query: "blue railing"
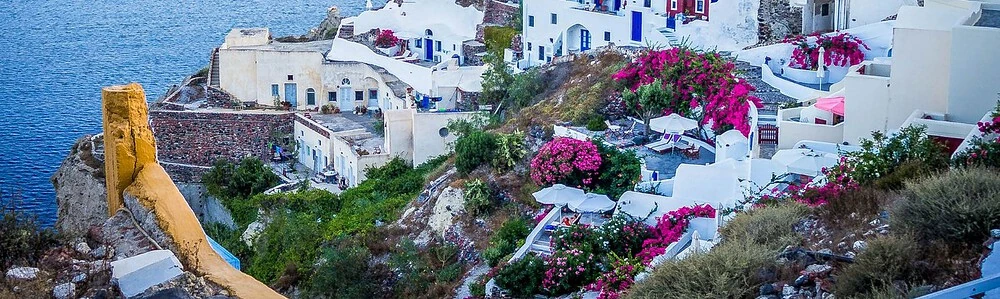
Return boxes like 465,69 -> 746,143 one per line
917,273 -> 1000,298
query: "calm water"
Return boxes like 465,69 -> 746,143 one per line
0,0 -> 364,227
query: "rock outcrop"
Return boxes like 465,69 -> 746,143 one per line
51,135 -> 108,239
306,6 -> 343,40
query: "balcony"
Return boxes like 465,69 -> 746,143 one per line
777,106 -> 845,149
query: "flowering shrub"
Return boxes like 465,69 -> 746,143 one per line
494,255 -> 546,298
586,254 -> 645,299
612,47 -> 762,135
551,224 -> 602,253
636,204 -> 717,262
955,105 -> 1000,168
530,138 -> 603,187
839,125 -> 949,189
596,214 -> 650,257
541,248 -> 602,295
784,32 -> 869,70
757,158 -> 859,207
374,29 -> 400,48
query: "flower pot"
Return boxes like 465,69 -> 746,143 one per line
826,64 -> 850,84
376,45 -> 399,55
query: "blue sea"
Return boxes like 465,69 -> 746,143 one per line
0,0 -> 365,227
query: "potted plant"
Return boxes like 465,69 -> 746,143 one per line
374,29 -> 401,55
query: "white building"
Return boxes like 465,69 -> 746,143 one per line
217,28 -> 409,111
775,0 -> 1000,153
350,0 -> 484,64
789,0 -> 917,33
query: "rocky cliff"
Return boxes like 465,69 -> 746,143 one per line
51,135 -> 108,239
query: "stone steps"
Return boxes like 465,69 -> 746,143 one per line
209,49 -> 220,88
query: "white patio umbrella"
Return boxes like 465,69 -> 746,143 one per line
532,184 -> 585,206
771,149 -> 839,177
649,113 -> 698,133
569,193 -> 616,213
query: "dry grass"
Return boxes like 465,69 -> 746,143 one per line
627,241 -> 777,299
720,203 -> 809,249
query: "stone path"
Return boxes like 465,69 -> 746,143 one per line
733,60 -> 797,115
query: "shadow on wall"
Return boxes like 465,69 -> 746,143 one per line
101,83 -> 284,299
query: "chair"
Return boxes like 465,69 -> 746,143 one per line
392,50 -> 411,60
605,120 -> 622,131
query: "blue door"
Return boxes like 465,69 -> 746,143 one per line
631,11 -> 642,42
424,38 -> 433,60
284,83 -> 297,107
613,0 -> 621,11
580,29 -> 591,51
667,16 -> 676,29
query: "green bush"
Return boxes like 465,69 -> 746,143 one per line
507,69 -> 544,109
592,140 -> 643,199
203,157 -> 280,199
719,203 -> 809,249
844,125 -> 949,189
626,241 -> 776,299
455,130 -> 498,174
306,241 -> 388,298
586,117 -> 609,131
464,179 -> 495,216
494,254 -> 546,298
834,235 -> 920,298
390,239 -> 464,298
493,131 -> 527,172
484,217 -> 531,267
873,160 -> 933,191
0,202 -> 59,269
247,212 -> 324,285
483,26 -> 518,53
893,168 -> 1000,247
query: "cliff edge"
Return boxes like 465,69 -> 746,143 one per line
51,135 -> 108,239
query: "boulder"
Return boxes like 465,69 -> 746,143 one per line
75,242 -> 92,255
52,282 -> 76,299
5,267 -> 40,281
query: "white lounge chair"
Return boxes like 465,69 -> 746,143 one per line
645,133 -> 682,153
393,50 -> 411,59
606,120 -> 622,131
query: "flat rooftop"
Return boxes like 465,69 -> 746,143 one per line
227,39 -> 334,53
977,9 -> 1000,28
302,113 -> 386,153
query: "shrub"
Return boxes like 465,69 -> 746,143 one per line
954,105 -> 1000,168
834,235 -> 919,298
626,240 -> 776,299
783,33 -> 869,70
483,26 -> 518,53
306,241 -> 387,298
374,29 -> 400,48
464,179 -> 494,216
587,117 -> 609,131
507,69 -> 544,109
541,248 -> 603,295
203,157 -> 280,199
552,224 -> 604,254
592,140 -> 642,199
587,254 -> 646,299
495,254 -> 546,298
638,204 -> 716,262
0,201 -> 59,269
893,168 -> 1000,247
247,212 -> 324,285
455,130 -> 498,174
597,214 -> 651,257
530,137 -> 602,187
842,125 -> 949,189
492,131 -> 526,172
719,203 -> 808,250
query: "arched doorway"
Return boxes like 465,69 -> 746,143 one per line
423,29 -> 434,61
306,88 -> 316,105
338,78 -> 355,111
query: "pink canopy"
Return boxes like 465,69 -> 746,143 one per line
814,96 -> 845,116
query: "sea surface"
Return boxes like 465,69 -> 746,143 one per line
0,0 -> 365,227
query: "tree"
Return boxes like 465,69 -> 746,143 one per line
621,79 -> 675,137
480,51 -> 513,106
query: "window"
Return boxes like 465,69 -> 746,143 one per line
528,15 -> 535,27
271,84 -> 279,97
435,41 -> 441,51
643,0 -> 651,8
821,3 -> 829,16
670,0 -> 677,10
453,44 -> 456,51
695,0 -> 705,13
318,140 -> 322,146
306,88 -> 316,105
551,13 -> 557,24
604,31 -> 611,41
355,91 -> 364,101
425,29 -> 433,36
287,74 -> 293,80
328,91 -> 336,103
341,78 -> 350,85
416,38 -> 422,48
527,42 -> 532,49
538,46 -> 545,61
439,127 -> 449,137
369,89 -> 378,100
580,29 -> 591,51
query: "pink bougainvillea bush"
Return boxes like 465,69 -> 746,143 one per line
784,32 -> 870,70
753,157 -> 859,207
586,254 -> 645,299
530,137 -> 602,187
636,204 -> 717,262
612,47 -> 762,136
954,104 -> 1000,167
540,248 -> 602,295
374,29 -> 400,48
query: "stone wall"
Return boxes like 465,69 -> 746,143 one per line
482,0 -> 518,26
149,110 -> 294,181
757,0 -> 803,46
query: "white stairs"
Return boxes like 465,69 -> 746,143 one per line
656,27 -> 681,47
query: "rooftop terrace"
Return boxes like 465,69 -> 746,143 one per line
976,9 -> 1000,28
302,113 -> 386,154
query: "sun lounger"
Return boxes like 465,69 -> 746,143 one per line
645,134 -> 682,153
393,50 -> 411,60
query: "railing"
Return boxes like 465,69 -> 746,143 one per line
917,272 -> 1000,299
509,207 -> 562,263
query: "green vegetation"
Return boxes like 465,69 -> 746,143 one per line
586,117 -> 609,131
463,179 -> 495,216
718,203 -> 809,249
482,217 -> 531,267
306,240 -> 388,298
834,235 -> 920,298
483,26 -> 518,54
0,200 -> 59,269
622,79 -> 675,137
492,130 -> 527,171
592,140 -> 642,199
842,125 -> 949,190
494,254 -> 546,298
893,167 -> 1000,247
203,158 -> 281,199
455,130 -> 498,174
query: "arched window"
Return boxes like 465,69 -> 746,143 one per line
425,29 -> 433,36
306,88 -> 316,105
341,78 -> 351,85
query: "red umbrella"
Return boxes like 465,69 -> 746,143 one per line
814,96 -> 845,116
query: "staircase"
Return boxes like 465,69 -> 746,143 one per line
656,27 -> 681,47
730,59 -> 796,114
208,48 -> 220,88
528,236 -> 553,256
